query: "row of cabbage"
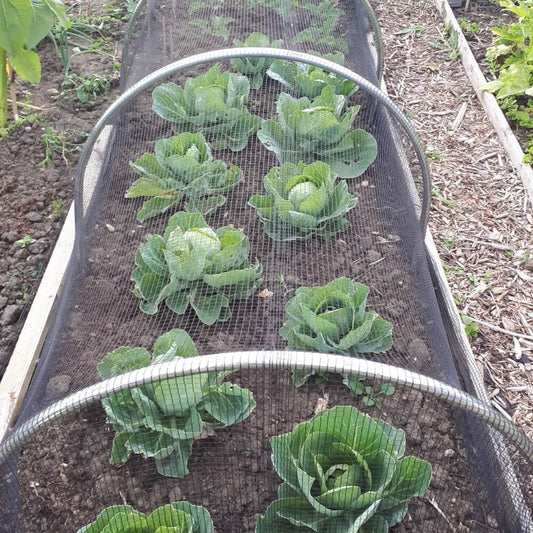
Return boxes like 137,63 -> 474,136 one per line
78,22 -> 433,533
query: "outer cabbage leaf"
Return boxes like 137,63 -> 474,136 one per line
132,212 -> 262,324
152,64 -> 262,151
257,406 -> 432,532
231,32 -> 284,89
126,132 -> 243,221
97,329 -> 256,477
267,52 -> 357,99
280,277 -> 393,386
249,160 -> 357,241
78,501 -> 214,532
257,87 -> 377,178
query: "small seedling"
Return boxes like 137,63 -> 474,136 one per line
442,261 -> 465,276
40,126 -> 85,167
189,16 -> 234,42
431,186 -> 456,207
460,18 -> 481,35
346,377 -> 395,409
276,274 -> 290,294
460,311 -> 479,338
51,199 -> 65,219
18,286 -> 30,304
16,235 -> 36,248
394,25 -> 426,38
468,273 -> 480,287
425,146 -> 445,163
430,26 -> 460,60
454,294 -> 466,305
63,73 -> 111,104
443,236 -> 456,250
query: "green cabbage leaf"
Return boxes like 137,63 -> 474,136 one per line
97,329 -> 256,478
256,406 -> 432,532
267,52 -> 357,99
280,277 -> 392,386
132,212 -> 262,324
126,132 -> 243,221
79,501 -> 213,532
249,161 -> 357,241
231,32 -> 283,89
257,87 -> 377,178
152,64 -> 262,151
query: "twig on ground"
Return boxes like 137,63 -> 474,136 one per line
426,496 -> 458,532
472,317 -> 533,341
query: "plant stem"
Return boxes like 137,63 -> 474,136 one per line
0,48 -> 7,127
8,59 -> 18,121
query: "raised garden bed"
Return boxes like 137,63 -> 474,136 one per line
1,0 -> 533,532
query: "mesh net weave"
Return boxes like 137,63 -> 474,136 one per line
1,1 -> 532,532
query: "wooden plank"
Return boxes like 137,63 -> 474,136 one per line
0,125 -> 114,442
0,204 -> 75,441
434,0 -> 533,204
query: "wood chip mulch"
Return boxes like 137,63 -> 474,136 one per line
371,0 -> 533,440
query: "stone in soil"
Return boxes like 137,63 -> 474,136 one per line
0,304 -> 22,326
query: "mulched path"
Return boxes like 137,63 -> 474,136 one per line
372,0 -> 533,439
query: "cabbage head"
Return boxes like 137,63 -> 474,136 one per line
280,277 -> 392,386
256,406 -> 432,533
132,212 -> 262,324
257,86 -> 377,178
127,132 -> 243,221
98,329 -> 256,477
231,32 -> 283,89
78,501 -> 213,532
152,64 -> 262,151
267,52 -> 357,99
249,161 -> 357,241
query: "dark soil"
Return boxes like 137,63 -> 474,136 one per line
17,376 -> 485,532
0,0 -> 127,376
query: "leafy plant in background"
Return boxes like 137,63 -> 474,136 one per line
79,501 -> 213,532
189,16 -> 235,43
127,132 -> 243,221
0,0 -> 70,127
342,376 -> 395,409
152,64 -> 262,151
249,161 -> 357,241
62,73 -> 111,104
47,3 -> 104,74
267,52 -> 357,99
294,0 -> 347,52
257,87 -> 377,178
280,277 -> 392,386
245,0 -> 293,21
231,32 -> 283,90
484,0 -> 533,162
98,329 -> 256,477
256,406 -> 432,532
132,212 -> 262,324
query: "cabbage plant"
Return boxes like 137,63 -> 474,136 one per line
267,52 -> 357,99
248,161 -> 357,241
231,32 -> 283,90
257,87 -> 377,178
127,132 -> 243,221
280,277 -> 392,386
98,329 -> 256,478
256,406 -> 432,532
79,501 -> 213,532
152,64 -> 262,151
132,212 -> 262,324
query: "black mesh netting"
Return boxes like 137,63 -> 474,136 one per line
0,0 -> 532,532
